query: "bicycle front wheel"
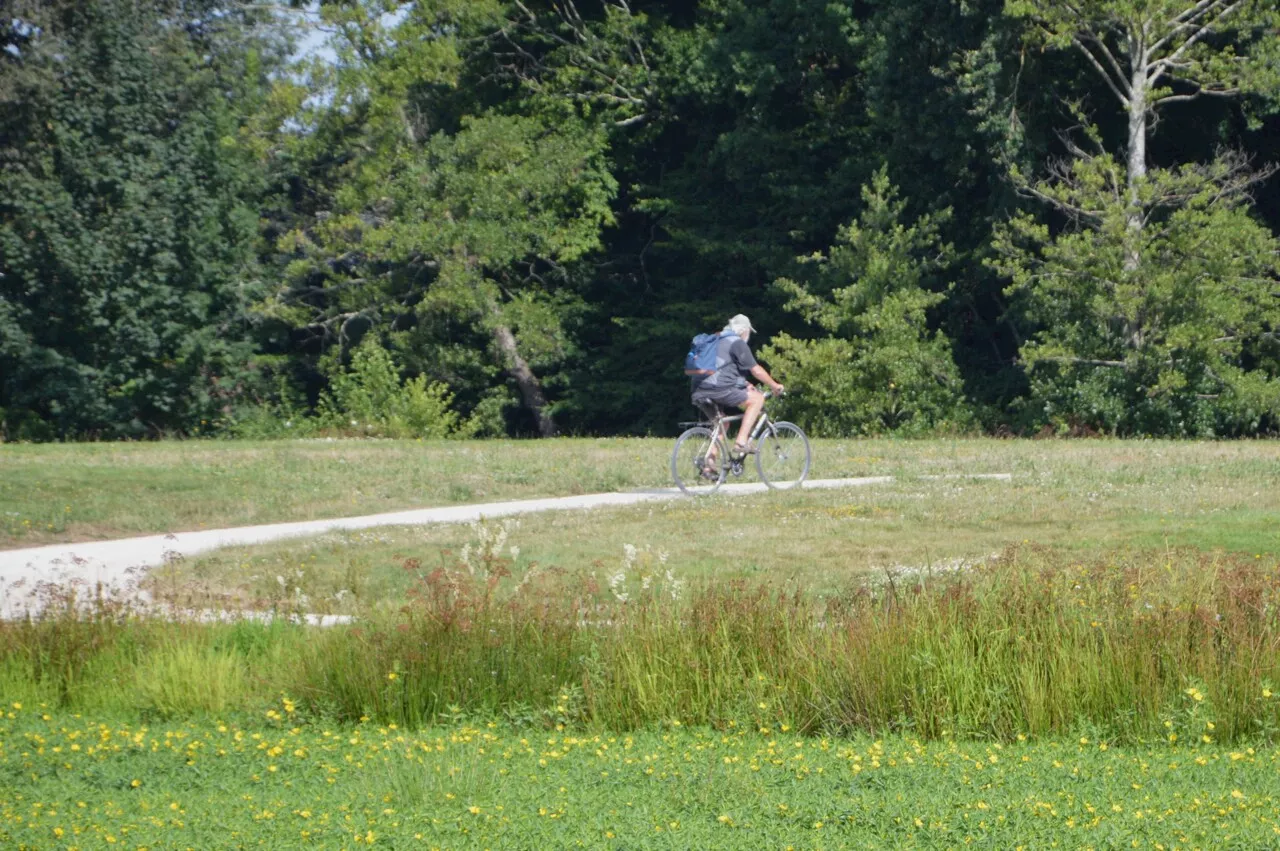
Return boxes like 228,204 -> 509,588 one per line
671,426 -> 727,495
755,421 -> 811,489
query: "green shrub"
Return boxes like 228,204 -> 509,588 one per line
222,371 -> 320,439
318,337 -> 471,439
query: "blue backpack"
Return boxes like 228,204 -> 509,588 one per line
684,330 -> 733,376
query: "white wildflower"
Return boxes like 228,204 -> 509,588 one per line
665,569 -> 685,601
608,570 -> 629,603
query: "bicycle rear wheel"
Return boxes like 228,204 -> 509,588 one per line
671,426 -> 728,495
755,421 -> 811,489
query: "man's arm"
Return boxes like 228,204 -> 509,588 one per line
750,364 -> 784,394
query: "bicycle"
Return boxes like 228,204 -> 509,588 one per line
670,391 -> 811,495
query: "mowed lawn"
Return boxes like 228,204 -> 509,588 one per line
4,710 -> 1280,849
0,438 -> 672,549
4,437 -> 1279,555
136,439 -> 1280,607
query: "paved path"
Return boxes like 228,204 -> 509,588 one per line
0,474 -> 1010,617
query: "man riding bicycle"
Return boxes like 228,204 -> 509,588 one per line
689,314 -> 784,468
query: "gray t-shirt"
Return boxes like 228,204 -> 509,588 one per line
691,330 -> 757,393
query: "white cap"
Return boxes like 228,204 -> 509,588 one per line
728,314 -> 756,334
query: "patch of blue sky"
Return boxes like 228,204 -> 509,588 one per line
280,2 -> 416,131
5,15 -> 41,58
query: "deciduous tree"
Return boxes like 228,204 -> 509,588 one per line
267,0 -> 617,436
0,0 -> 280,438
994,0 -> 1280,434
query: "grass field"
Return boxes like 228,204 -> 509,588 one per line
5,437 -> 1280,556
135,439 -> 1280,608
6,437 -> 1280,848
0,439 -> 671,549
4,710 -> 1279,849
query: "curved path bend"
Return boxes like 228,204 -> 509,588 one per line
0,474 -> 1010,618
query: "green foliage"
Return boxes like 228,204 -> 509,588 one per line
318,338 -> 471,439
994,152 -> 1280,436
0,0 -> 279,439
2,0 -> 1280,439
763,172 -> 970,436
1005,0 -> 1280,117
989,0 -> 1280,435
221,370 -> 320,440
263,1 -> 618,435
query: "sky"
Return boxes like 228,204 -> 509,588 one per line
288,1 -> 415,64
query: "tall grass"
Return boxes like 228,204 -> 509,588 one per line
3,546 -> 1279,742
593,549 -> 1280,742
136,640 -> 251,717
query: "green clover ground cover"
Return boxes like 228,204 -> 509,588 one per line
4,707 -> 1279,849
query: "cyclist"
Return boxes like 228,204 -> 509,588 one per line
690,314 -> 784,470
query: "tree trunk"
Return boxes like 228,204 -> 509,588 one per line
1125,42 -> 1148,274
492,323 -> 558,437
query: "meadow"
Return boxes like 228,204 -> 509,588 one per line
4,437 -> 1280,847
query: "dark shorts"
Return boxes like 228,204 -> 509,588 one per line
692,384 -> 749,411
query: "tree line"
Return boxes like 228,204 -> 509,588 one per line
2,0 -> 1278,441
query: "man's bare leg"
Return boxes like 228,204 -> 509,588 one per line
734,386 -> 766,456
703,420 -> 724,474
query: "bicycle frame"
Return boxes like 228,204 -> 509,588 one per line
702,409 -> 774,448
693,392 -> 786,459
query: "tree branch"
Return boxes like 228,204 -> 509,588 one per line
1148,0 -> 1227,55
1038,356 -> 1128,368
1072,36 -> 1130,106
1214,333 -> 1280,343
1015,181 -> 1105,220
1083,33 -> 1130,96
1154,84 -> 1240,105
1170,0 -> 1228,27
1161,0 -> 1244,68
